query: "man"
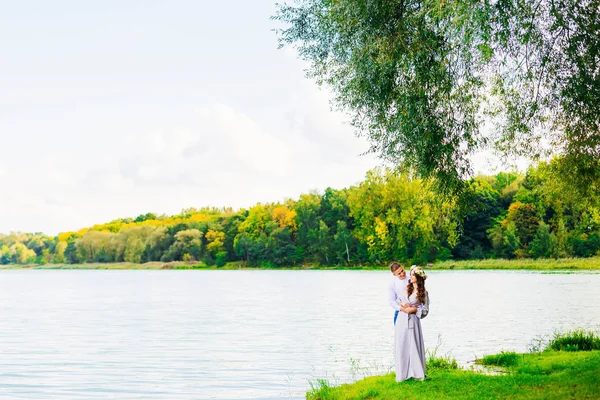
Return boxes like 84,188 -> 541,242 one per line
388,262 -> 410,325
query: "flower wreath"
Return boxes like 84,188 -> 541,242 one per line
412,266 -> 427,280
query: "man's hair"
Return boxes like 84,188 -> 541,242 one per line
389,262 -> 403,272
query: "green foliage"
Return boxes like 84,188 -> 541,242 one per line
215,251 -> 227,268
452,178 -> 503,259
529,222 -> 557,259
274,0 -> 600,194
134,212 -> 157,223
572,233 -> 600,258
489,220 -> 521,259
307,349 -> 600,399
346,169 -> 457,264
506,202 -> 540,248
479,351 -> 519,367
548,330 -> 600,352
3,159 -> 600,267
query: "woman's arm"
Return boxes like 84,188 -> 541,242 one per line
400,304 -> 418,314
416,292 -> 430,319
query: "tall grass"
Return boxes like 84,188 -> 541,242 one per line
548,330 -> 600,351
426,338 -> 458,370
479,351 -> 519,367
307,378 -> 334,398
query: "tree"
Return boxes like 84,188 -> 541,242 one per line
142,227 -> 171,262
52,241 -> 67,264
64,241 -> 81,264
452,178 -> 502,259
109,226 -> 155,262
234,232 -> 252,263
333,220 -> 353,265
489,219 -> 521,259
317,219 -> 330,264
272,206 -> 297,230
294,193 -> 322,262
346,168 -> 457,263
221,211 -> 247,262
269,227 -> 296,267
529,222 -> 558,259
124,237 -> 145,263
274,0 -> 600,193
9,243 -> 36,264
0,245 -> 10,264
506,202 -> 540,249
205,229 -> 226,259
166,229 -> 203,261
134,212 -> 157,223
75,231 -> 114,263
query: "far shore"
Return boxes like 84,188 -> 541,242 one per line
2,256 -> 600,270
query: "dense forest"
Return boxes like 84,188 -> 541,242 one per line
2,158 -> 599,267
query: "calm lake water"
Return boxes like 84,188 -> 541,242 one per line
0,270 -> 599,399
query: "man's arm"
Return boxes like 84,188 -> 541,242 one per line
388,280 -> 400,311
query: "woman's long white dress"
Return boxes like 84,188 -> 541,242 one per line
394,290 -> 429,381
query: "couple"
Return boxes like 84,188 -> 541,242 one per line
387,262 -> 429,382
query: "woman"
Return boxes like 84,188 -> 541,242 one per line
394,266 -> 429,382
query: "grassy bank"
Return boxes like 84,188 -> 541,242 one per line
308,351 -> 600,399
2,256 -> 600,270
0,261 -> 378,270
0,261 -> 230,270
433,256 -> 600,270
308,331 -> 600,399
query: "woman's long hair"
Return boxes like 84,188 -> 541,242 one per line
406,273 -> 427,304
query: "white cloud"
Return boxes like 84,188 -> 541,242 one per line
0,84 -> 379,235
1,77 -> 530,236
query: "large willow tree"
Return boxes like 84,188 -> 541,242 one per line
273,0 -> 600,194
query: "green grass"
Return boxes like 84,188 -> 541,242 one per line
479,351 -> 520,367
425,339 -> 459,370
307,350 -> 600,399
433,256 -> 600,270
426,354 -> 459,370
548,330 -> 600,351
308,331 -> 600,399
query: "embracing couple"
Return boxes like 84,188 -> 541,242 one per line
387,262 -> 430,382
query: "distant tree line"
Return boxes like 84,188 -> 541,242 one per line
2,158 -> 600,267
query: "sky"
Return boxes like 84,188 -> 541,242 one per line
0,1 -> 520,235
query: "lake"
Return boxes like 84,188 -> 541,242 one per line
0,270 -> 598,399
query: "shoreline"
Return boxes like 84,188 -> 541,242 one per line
2,256 -> 600,270
306,349 -> 600,399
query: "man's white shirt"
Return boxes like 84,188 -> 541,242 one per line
388,276 -> 410,311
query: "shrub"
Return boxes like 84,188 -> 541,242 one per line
215,251 -> 227,268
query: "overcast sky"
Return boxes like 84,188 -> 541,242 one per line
0,1 -> 518,235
